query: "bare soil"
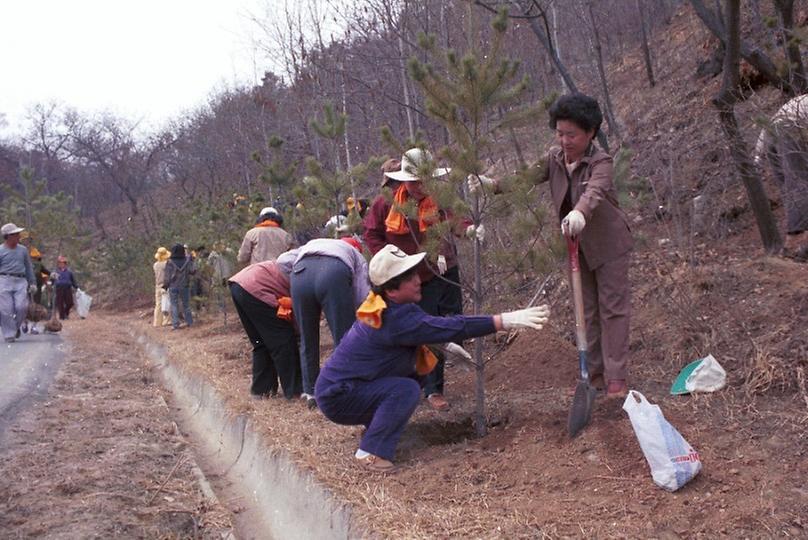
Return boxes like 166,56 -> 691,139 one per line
0,318 -> 233,538
130,243 -> 807,539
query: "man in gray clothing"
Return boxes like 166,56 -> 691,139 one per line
0,223 -> 36,342
280,237 -> 369,409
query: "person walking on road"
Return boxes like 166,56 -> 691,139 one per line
284,237 -> 370,409
0,223 -> 36,342
52,255 -> 79,320
152,246 -> 171,327
238,207 -> 295,265
229,258 -> 302,399
314,244 -> 550,471
163,244 -> 196,329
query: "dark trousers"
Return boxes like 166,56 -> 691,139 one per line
169,287 -> 194,328
417,266 -> 463,397
290,255 -> 357,395
230,283 -> 302,398
315,376 -> 421,461
55,285 -> 74,320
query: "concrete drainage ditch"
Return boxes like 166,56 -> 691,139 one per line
133,332 -> 359,539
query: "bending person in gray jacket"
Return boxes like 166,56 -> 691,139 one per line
280,237 -> 369,409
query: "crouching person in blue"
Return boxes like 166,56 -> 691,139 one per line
314,244 -> 550,472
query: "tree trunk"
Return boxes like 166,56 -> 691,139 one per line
340,63 -> 356,201
689,0 -> 793,94
550,2 -> 568,92
472,194 -> 486,437
398,33 -> 416,141
587,2 -> 621,141
515,1 -> 578,94
713,0 -> 782,254
636,0 -> 656,87
774,0 -> 808,93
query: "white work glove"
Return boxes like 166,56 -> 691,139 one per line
443,342 -> 472,360
501,305 -> 550,330
437,255 -> 447,275
466,174 -> 497,193
28,284 -> 37,295
465,223 -> 486,243
561,209 -> 586,237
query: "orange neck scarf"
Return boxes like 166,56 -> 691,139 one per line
256,220 -> 279,228
384,184 -> 439,234
356,291 -> 437,375
277,296 -> 293,321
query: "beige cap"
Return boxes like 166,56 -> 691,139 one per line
369,244 -> 426,286
1,223 -> 24,235
383,148 -> 450,183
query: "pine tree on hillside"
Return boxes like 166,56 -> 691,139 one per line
292,104 -> 380,240
406,6 -> 555,436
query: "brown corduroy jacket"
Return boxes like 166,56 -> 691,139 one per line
539,144 -> 633,269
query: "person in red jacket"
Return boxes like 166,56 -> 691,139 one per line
363,150 -> 465,411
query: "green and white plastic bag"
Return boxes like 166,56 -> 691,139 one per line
622,390 -> 702,491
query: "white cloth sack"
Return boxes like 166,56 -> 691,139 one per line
622,390 -> 702,491
160,290 -> 170,312
75,288 -> 92,319
686,354 -> 726,393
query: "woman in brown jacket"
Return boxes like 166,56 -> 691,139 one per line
471,93 -> 632,398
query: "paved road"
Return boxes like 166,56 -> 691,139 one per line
0,331 -> 65,436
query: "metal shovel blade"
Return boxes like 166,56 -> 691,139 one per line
568,379 -> 598,438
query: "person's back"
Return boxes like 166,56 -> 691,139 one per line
153,259 -> 167,286
164,257 -> 194,289
238,208 -> 294,265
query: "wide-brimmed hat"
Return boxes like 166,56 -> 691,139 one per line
1,223 -> 24,236
154,246 -> 170,261
383,148 -> 450,183
29,247 -> 42,259
369,244 -> 426,286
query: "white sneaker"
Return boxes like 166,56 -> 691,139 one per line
300,393 -> 313,401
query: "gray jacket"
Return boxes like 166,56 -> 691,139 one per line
163,258 -> 196,289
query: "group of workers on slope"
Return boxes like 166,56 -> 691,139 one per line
0,223 -> 80,342
155,92 -> 634,471
315,93 -> 632,470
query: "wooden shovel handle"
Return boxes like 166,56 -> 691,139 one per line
566,236 -> 588,354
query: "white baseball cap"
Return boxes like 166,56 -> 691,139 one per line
383,148 -> 450,182
1,223 -> 24,235
259,206 -> 278,217
369,244 -> 426,286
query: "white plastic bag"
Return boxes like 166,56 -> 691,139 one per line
160,290 -> 170,312
622,390 -> 702,491
75,288 -> 92,319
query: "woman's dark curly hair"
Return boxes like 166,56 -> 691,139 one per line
548,93 -> 603,134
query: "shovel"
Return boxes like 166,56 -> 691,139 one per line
566,236 -> 598,438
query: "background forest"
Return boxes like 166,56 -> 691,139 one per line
0,0 -> 803,307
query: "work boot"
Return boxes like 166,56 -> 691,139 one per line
427,393 -> 450,411
355,453 -> 397,473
